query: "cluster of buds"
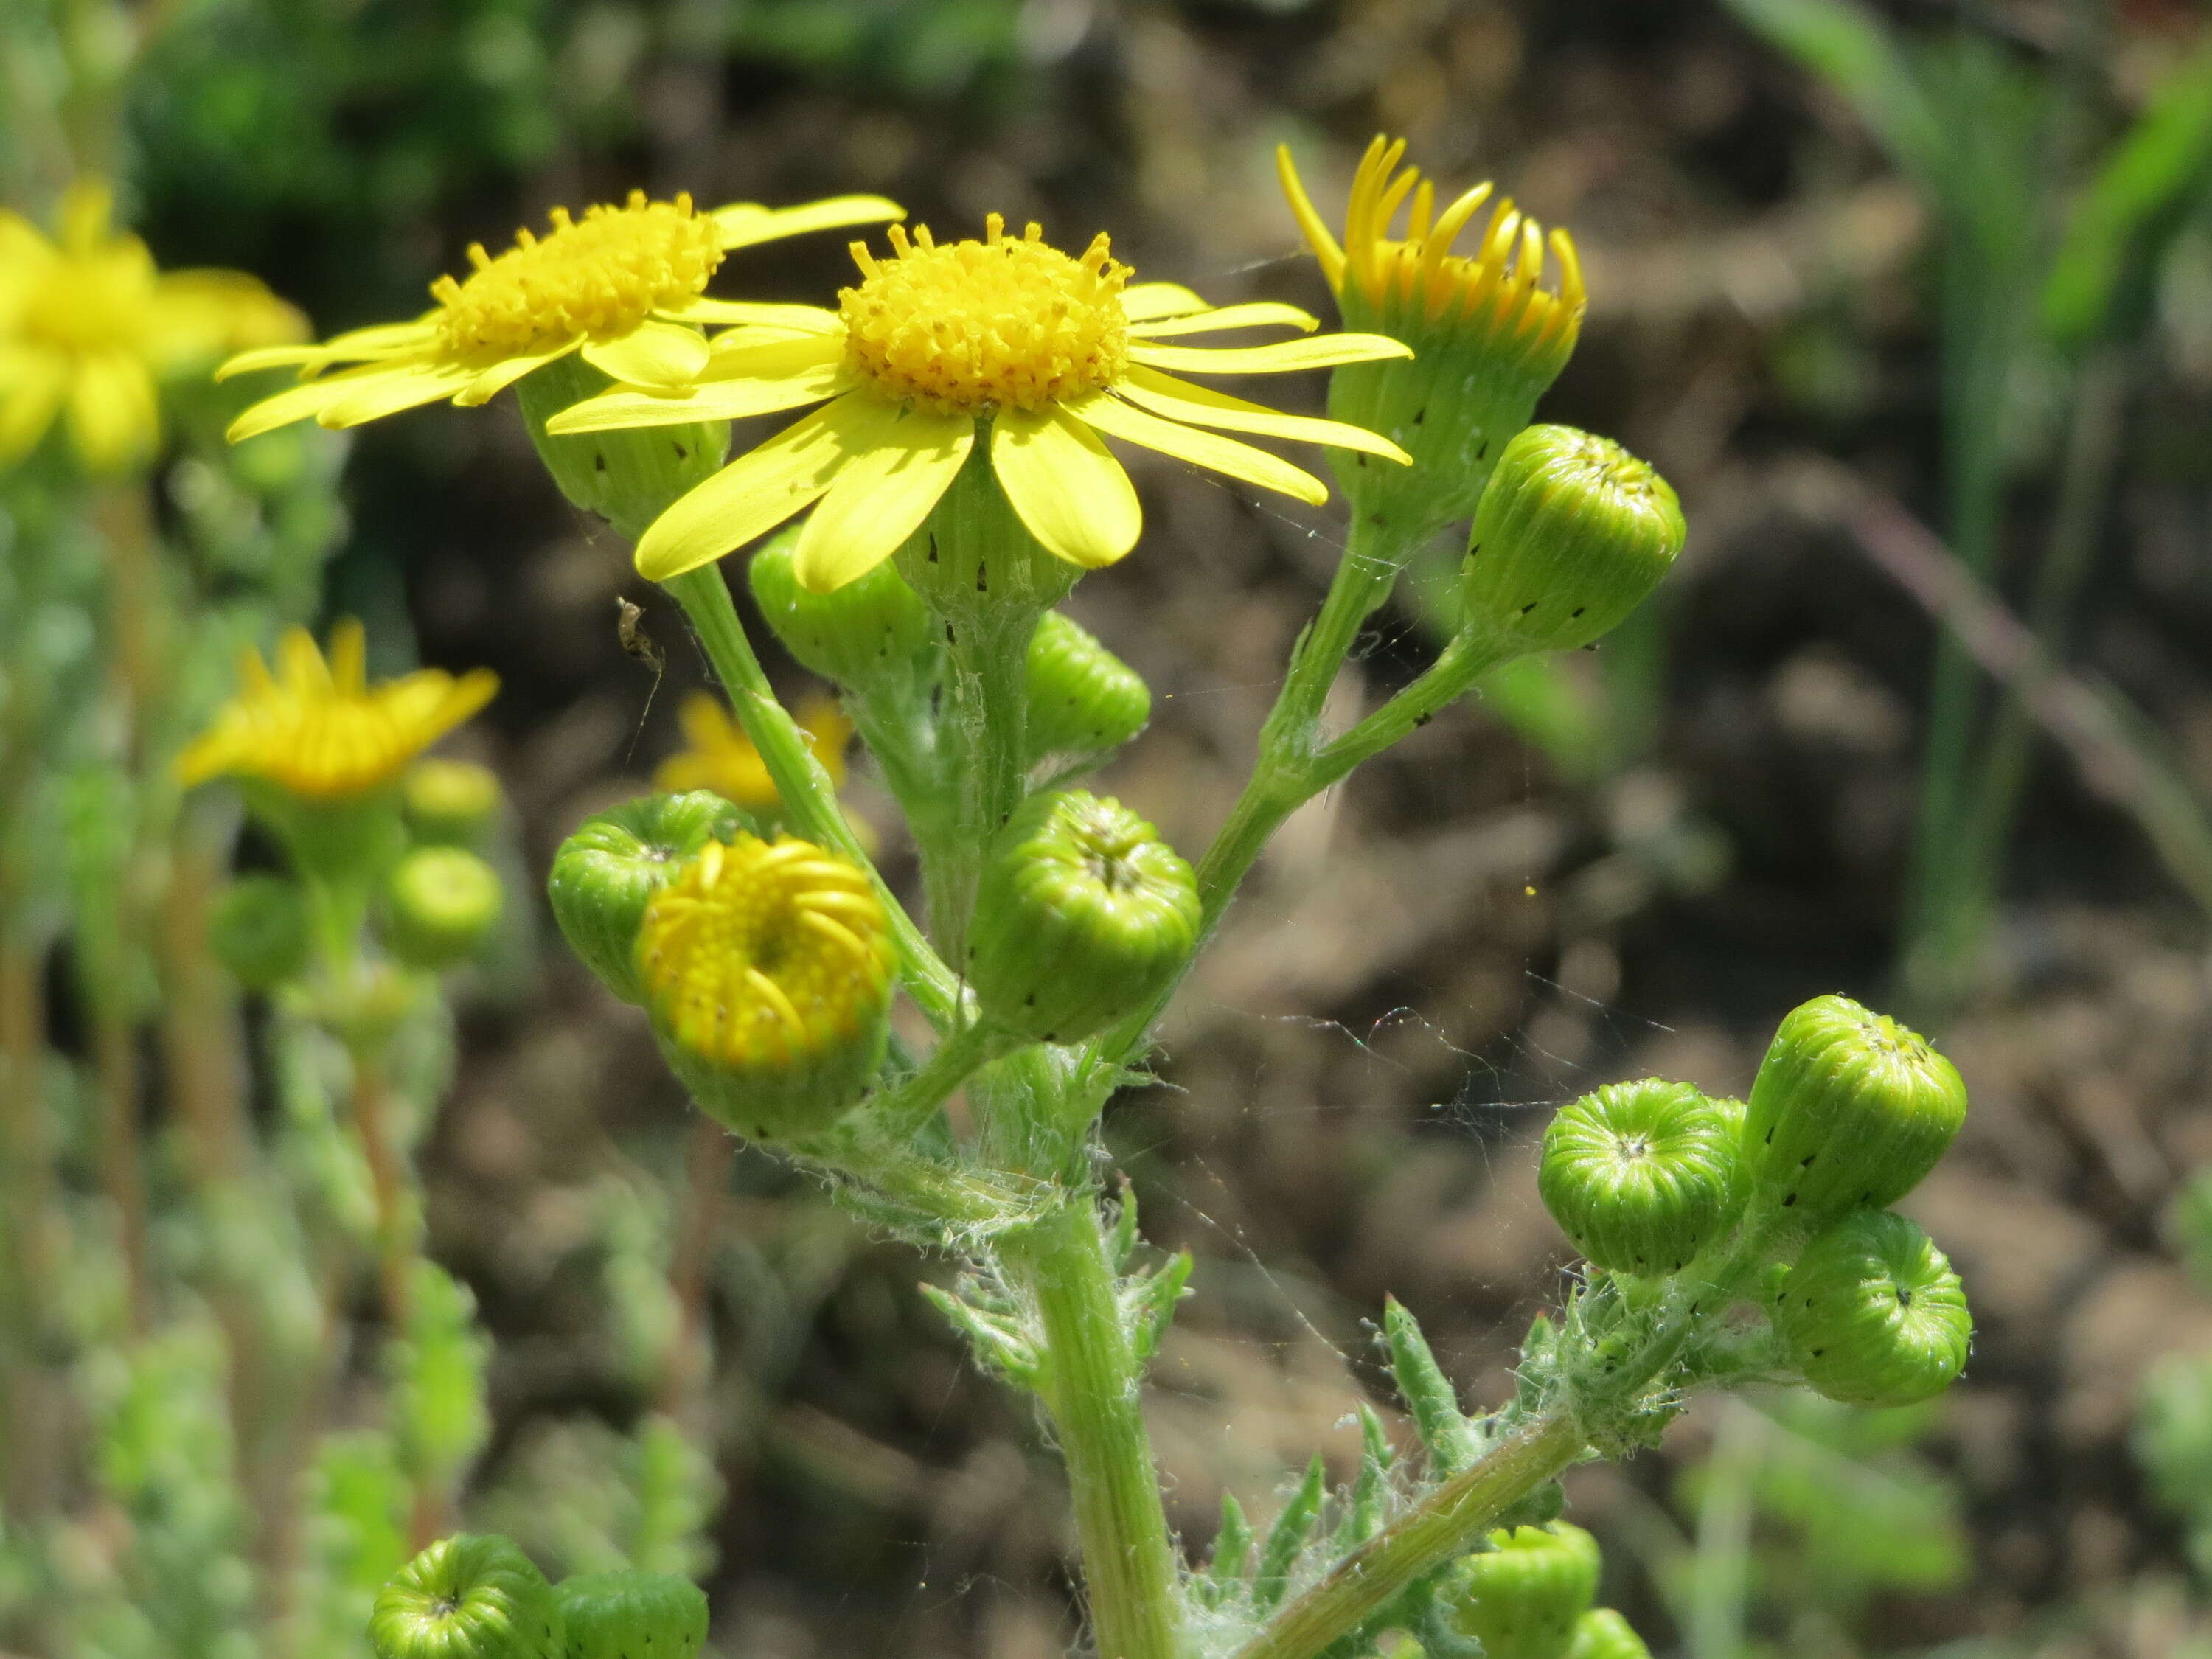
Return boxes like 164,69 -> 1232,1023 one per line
1538,994 -> 1973,1409
366,1533 -> 707,1659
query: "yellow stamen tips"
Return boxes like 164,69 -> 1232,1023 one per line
1277,135 -> 1585,360
654,689 -> 852,810
838,213 -> 1131,417
433,190 -> 726,357
177,619 -> 499,801
635,835 -> 892,1078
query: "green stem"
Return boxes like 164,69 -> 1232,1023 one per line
1005,1197 -> 1182,1659
661,565 -> 960,1026
934,604 -> 1036,956
862,1018 -> 1007,1146
1233,1412 -> 1585,1659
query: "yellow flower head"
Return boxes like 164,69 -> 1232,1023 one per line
655,689 -> 851,807
0,179 -> 304,472
546,212 -> 1418,591
636,833 -> 891,1082
218,190 -> 904,442
1278,136 -> 1584,375
178,619 -> 499,801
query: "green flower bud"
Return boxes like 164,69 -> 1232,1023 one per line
554,1571 -> 710,1659
1565,1610 -> 1653,1659
1539,1079 -> 1741,1276
636,834 -> 894,1141
386,847 -> 503,971
1742,995 -> 1967,1225
1025,611 -> 1150,764
548,792 -> 751,1006
1461,425 -> 1684,655
208,873 -> 310,990
403,759 -> 504,846
369,1534 -> 564,1659
1771,1210 -> 1972,1408
514,353 -> 728,543
966,791 -> 1200,1045
1431,1524 -> 1601,1659
749,529 -> 930,687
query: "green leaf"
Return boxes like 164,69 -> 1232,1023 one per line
1253,1455 -> 1329,1613
1384,1297 -> 1481,1475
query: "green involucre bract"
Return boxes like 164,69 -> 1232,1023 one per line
1564,1608 -> 1653,1659
1771,1209 -> 1972,1408
749,527 -> 930,688
554,1570 -> 711,1659
1431,1523 -> 1601,1659
367,1534 -> 563,1659
1024,611 -> 1150,762
1538,1079 -> 1740,1276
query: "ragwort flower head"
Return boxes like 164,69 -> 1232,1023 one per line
549,213 -> 1416,591
218,190 -> 902,442
178,619 -> 498,801
0,180 -> 304,472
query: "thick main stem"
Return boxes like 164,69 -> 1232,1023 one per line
1007,1197 -> 1182,1659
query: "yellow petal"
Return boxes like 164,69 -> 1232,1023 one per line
215,320 -> 439,380
706,330 -> 848,371
0,350 -> 66,463
313,362 -> 477,428
226,361 -> 455,441
454,337 -> 583,406
1121,282 -> 1211,321
990,406 -> 1140,570
66,349 -> 160,470
1067,391 -> 1328,506
1127,333 -> 1413,375
712,195 -> 905,251
791,408 -> 973,592
1276,144 -> 1347,293
547,361 -> 848,432
582,319 -> 711,389
328,619 -> 368,692
1127,302 -> 1319,338
1116,366 -> 1409,464
634,392 -> 897,583
663,298 -> 844,333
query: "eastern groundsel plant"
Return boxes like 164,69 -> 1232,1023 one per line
216,150 -> 1980,1659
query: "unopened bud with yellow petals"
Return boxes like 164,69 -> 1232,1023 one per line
636,834 -> 892,1141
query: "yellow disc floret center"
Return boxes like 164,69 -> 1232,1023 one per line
838,214 -> 1130,417
434,190 -> 724,358
636,836 -> 892,1073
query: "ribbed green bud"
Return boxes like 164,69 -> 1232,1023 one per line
403,759 -> 503,846
554,1571 -> 709,1659
547,793 -> 751,1005
1771,1210 -> 1972,1408
1461,425 -> 1684,655
1564,1609 -> 1652,1659
386,847 -> 503,970
1025,611 -> 1150,763
1432,1524 -> 1601,1659
1539,1079 -> 1741,1276
1742,995 -> 1967,1225
208,873 -> 310,990
749,529 -> 931,687
966,791 -> 1200,1045
515,354 -> 728,543
368,1534 -> 564,1659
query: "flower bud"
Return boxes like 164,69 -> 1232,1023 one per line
1742,995 -> 1967,1225
1461,425 -> 1683,655
369,1534 -> 564,1659
636,834 -> 893,1141
403,759 -> 504,846
1771,1210 -> 1972,1408
1430,1524 -> 1601,1659
749,529 -> 930,688
554,1571 -> 709,1659
1565,1610 -> 1652,1659
1025,611 -> 1150,765
208,873 -> 310,990
966,791 -> 1200,1045
386,847 -> 503,971
548,792 -> 751,1005
1538,1080 -> 1741,1277
514,353 -> 728,543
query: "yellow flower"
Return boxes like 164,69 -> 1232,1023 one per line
178,619 -> 498,801
655,689 -> 852,807
0,179 -> 305,471
218,190 -> 902,442
546,213 -> 1416,591
1277,134 -> 1584,375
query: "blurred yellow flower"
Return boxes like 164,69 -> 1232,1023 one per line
218,190 -> 901,442
179,619 -> 498,801
0,179 -> 304,472
656,689 -> 850,810
548,213 -> 1415,590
